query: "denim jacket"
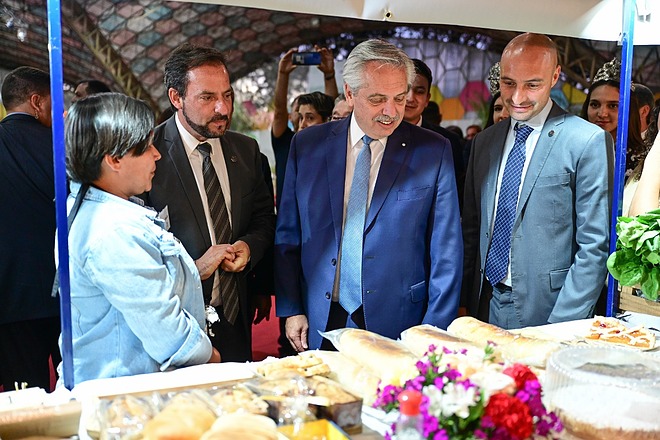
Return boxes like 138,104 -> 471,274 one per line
60,182 -> 212,386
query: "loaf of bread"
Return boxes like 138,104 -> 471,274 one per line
328,328 -> 418,386
400,324 -> 496,357
314,351 -> 381,405
447,316 -> 560,367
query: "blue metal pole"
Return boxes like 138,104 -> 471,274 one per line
46,0 -> 74,389
606,0 -> 635,317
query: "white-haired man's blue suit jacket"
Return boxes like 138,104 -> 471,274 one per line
275,117 -> 463,349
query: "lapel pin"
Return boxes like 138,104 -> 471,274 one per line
548,130 -> 555,137
402,142 -> 406,147
230,155 -> 238,163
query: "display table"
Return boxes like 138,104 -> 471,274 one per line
3,315 -> 659,440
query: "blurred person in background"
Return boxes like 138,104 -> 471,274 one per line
331,93 -> 352,121
71,78 -> 111,103
0,66 -> 60,391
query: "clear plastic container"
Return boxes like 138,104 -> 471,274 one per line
544,346 -> 660,439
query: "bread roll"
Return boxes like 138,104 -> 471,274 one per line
447,316 -> 560,367
141,394 -> 216,440
200,413 -> 278,440
332,328 -> 418,386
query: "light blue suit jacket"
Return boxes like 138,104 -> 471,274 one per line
462,103 -> 614,327
275,118 -> 463,349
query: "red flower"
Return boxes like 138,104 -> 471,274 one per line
503,363 -> 538,390
485,393 -> 534,439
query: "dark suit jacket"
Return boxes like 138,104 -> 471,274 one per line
143,117 -> 275,338
421,119 -> 466,211
275,118 -> 463,349
0,114 -> 60,324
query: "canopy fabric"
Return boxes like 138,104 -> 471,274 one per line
181,0 -> 659,45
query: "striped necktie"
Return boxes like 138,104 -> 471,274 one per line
197,142 -> 239,325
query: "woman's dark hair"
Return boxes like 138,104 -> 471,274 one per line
581,81 -> 646,174
66,93 -> 154,183
485,92 -> 501,129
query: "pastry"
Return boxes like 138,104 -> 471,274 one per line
585,316 -> 656,349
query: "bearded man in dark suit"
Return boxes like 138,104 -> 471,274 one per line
143,44 -> 275,362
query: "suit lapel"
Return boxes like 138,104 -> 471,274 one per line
365,124 -> 409,231
220,135 -> 241,241
164,119 -> 211,244
516,105 -> 566,225
326,121 -> 349,247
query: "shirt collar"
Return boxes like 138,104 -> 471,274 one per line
510,99 -> 554,132
349,113 -> 388,149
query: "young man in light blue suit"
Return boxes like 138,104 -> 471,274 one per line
275,39 -> 463,351
462,33 -> 614,329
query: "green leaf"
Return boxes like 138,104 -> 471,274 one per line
640,267 -> 660,301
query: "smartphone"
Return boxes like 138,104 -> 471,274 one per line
292,52 -> 322,66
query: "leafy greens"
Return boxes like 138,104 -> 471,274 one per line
607,208 -> 660,301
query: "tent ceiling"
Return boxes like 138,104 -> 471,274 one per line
1,0 -> 658,112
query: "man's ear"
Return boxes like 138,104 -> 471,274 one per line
344,84 -> 354,105
29,93 -> 42,112
103,154 -> 122,172
168,88 -> 183,111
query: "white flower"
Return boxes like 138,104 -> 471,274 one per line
469,371 -> 514,401
424,382 -> 479,419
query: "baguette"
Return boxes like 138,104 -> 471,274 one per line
314,351 -> 381,405
447,316 -> 560,367
332,328 -> 418,387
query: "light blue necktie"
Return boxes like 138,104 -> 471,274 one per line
485,123 -> 534,286
339,135 -> 373,314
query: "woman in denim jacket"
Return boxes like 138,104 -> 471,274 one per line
61,93 -> 223,386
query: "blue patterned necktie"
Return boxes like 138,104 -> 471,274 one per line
197,142 -> 239,325
339,135 -> 373,314
485,123 -> 534,287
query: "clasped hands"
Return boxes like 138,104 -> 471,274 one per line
195,240 -> 250,281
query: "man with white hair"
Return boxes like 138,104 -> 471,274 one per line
276,39 -> 462,351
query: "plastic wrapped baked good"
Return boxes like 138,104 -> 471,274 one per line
321,328 -> 418,386
141,391 -> 217,440
545,346 -> 660,439
200,413 -> 278,440
313,351 -> 381,405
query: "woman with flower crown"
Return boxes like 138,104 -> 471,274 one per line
580,58 -> 649,215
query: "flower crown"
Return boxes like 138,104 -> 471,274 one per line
488,62 -> 501,96
593,58 -> 621,84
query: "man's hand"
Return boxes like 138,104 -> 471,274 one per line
195,244 -> 235,280
316,46 -> 335,76
285,314 -> 309,352
251,294 -> 272,324
221,240 -> 250,272
207,347 -> 221,363
278,48 -> 297,76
